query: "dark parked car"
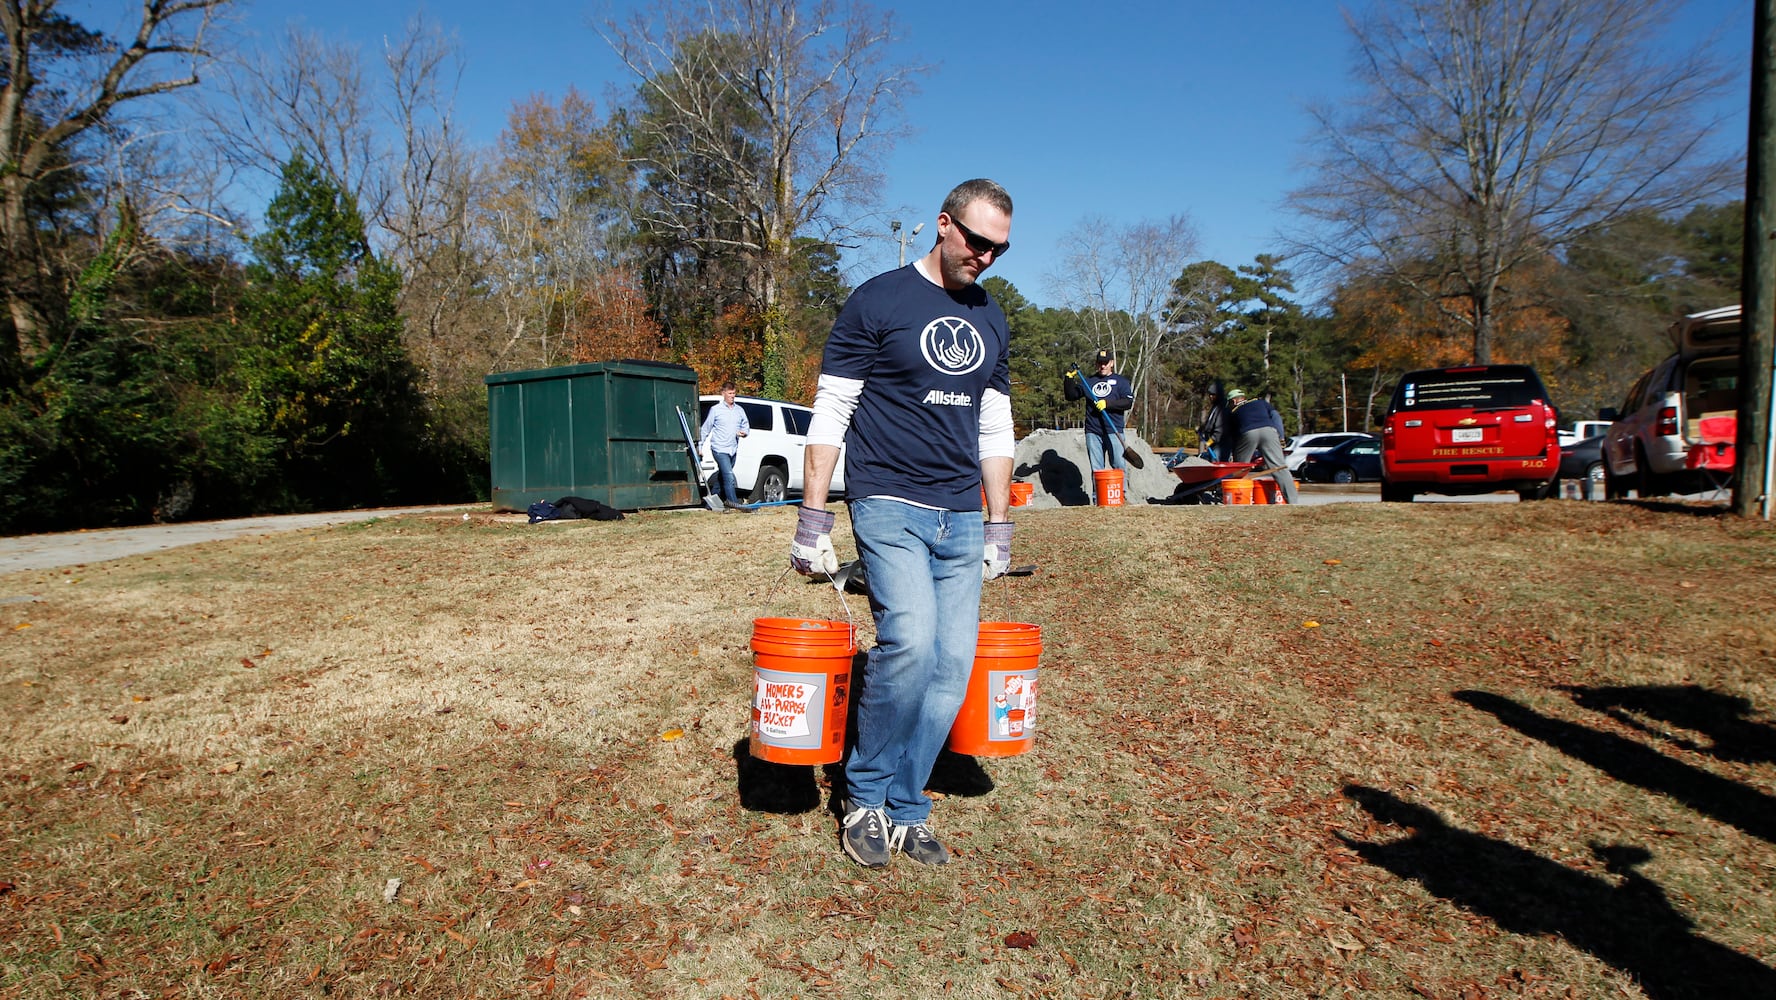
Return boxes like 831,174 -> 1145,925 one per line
1558,434 -> 1605,498
1299,437 -> 1383,483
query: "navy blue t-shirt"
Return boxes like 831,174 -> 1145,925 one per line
822,265 -> 1011,510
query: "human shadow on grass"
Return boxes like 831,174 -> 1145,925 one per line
1456,690 -> 1776,844
1340,785 -> 1776,1000
1019,449 -> 1089,506
1559,683 -> 1776,764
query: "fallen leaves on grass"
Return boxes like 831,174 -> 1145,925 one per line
1004,931 -> 1037,949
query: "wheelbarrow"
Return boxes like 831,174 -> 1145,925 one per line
1165,459 -> 1262,504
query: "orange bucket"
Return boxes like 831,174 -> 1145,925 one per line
1222,478 -> 1255,504
947,621 -> 1041,757
749,618 -> 855,764
1256,479 -> 1286,504
983,481 -> 1037,508
1092,469 -> 1125,507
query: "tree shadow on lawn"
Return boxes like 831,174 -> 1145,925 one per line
1340,784 -> 1776,999
1559,683 -> 1776,764
1455,690 -> 1776,845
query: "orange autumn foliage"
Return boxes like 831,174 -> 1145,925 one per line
565,269 -> 666,364
1335,261 -> 1569,373
678,305 -> 764,394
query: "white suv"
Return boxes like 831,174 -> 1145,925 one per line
697,395 -> 846,503
1283,432 -> 1376,471
1600,305 -> 1740,499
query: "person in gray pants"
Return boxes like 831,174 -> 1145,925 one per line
1227,387 -> 1299,504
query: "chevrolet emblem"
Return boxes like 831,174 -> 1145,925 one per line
1458,417 -> 1478,425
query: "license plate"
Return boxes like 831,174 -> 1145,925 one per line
1451,427 -> 1484,443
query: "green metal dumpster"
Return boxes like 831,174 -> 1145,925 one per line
484,360 -> 699,512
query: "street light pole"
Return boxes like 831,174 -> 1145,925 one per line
891,220 -> 924,267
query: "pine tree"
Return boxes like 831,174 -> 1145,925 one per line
243,152 -> 423,507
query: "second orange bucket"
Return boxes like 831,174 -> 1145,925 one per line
947,621 -> 1041,757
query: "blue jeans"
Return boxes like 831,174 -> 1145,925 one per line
712,450 -> 739,503
845,498 -> 983,825
1086,425 -> 1126,472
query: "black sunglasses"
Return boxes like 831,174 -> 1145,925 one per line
950,216 -> 1010,258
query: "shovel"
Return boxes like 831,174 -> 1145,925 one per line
675,405 -> 724,511
1069,369 -> 1144,469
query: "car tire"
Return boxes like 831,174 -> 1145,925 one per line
1332,468 -> 1355,484
1603,456 -> 1627,500
1634,443 -> 1664,499
1380,479 -> 1414,503
753,462 -> 788,504
1518,477 -> 1557,501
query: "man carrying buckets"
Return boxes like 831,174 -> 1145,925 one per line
790,178 -> 1017,868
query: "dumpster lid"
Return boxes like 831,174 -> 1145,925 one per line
485,358 -> 697,385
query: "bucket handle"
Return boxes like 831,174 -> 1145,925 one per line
761,565 -> 856,631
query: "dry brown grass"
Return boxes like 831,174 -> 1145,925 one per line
2,500 -> 1773,999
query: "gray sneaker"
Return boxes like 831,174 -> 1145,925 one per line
888,820 -> 950,865
841,805 -> 891,868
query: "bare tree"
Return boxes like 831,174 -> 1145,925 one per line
603,0 -> 922,395
1287,0 -> 1741,363
205,23 -> 386,222
1050,214 -> 1200,434
475,90 -> 628,371
205,16 -> 494,401
0,0 -> 231,387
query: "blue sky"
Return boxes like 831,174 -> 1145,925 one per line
231,0 -> 1752,308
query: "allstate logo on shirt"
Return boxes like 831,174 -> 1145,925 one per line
920,316 -> 985,376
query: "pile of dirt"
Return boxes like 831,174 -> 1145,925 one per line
1010,428 -> 1185,507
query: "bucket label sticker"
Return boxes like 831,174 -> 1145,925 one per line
753,670 -> 826,745
989,669 -> 1038,740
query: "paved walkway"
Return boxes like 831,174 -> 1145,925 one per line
0,506 -> 477,575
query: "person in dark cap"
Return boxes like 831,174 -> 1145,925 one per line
1064,348 -> 1134,473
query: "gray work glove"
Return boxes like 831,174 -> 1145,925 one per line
982,521 -> 1014,581
790,505 -> 839,576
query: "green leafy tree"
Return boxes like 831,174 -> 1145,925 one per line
0,0 -> 231,390
242,152 -> 427,509
1551,200 -> 1745,419
0,221 -> 273,532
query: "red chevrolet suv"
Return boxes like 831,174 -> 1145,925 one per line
1380,365 -> 1561,503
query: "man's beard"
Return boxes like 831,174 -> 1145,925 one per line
938,243 -> 980,288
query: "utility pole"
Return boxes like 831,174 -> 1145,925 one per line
1738,0 -> 1776,519
891,220 -> 924,267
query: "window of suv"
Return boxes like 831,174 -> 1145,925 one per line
782,406 -> 811,435
1395,369 -> 1547,410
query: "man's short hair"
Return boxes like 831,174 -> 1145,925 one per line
720,381 -> 737,392
941,178 -> 1013,222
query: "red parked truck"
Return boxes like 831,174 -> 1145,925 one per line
1380,364 -> 1562,503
